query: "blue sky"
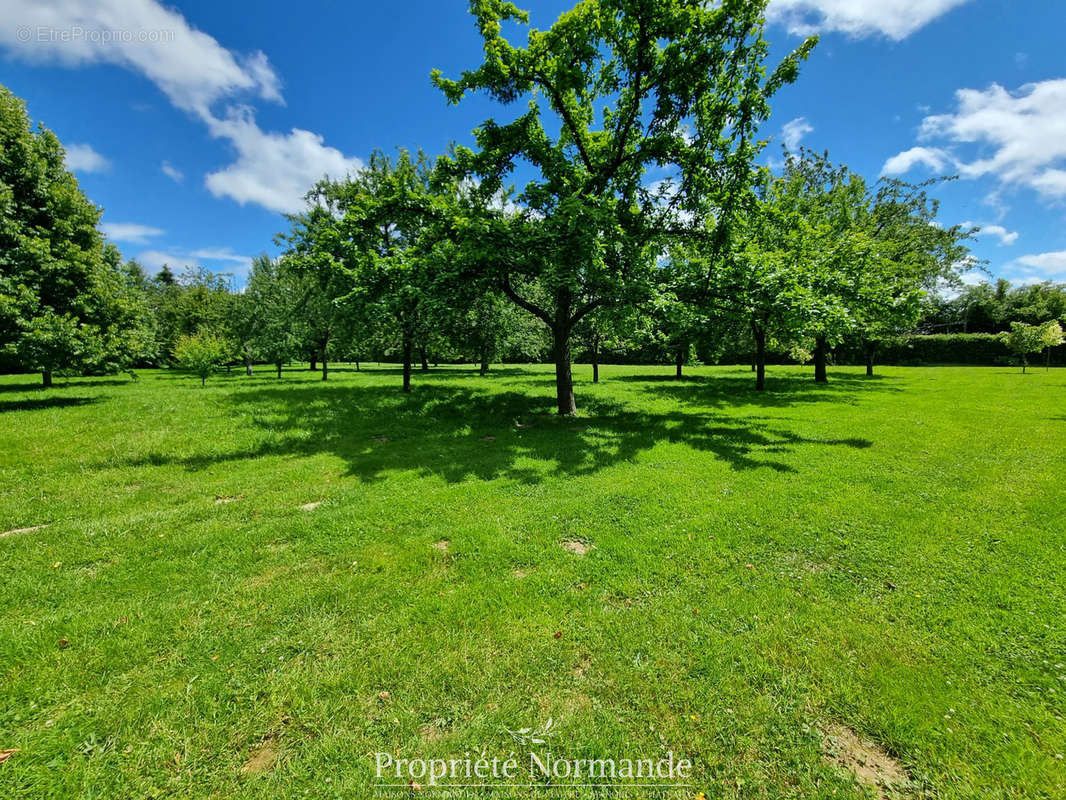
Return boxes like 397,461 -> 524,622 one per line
2,0 -> 1065,288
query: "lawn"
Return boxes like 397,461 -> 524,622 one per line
0,364 -> 1063,799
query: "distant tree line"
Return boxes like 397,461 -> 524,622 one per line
918,279 -> 1066,335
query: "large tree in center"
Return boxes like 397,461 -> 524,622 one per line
434,0 -> 815,414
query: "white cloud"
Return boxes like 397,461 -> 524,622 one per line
904,79 -> 1066,200
100,222 -> 164,243
203,108 -> 363,214
137,246 -> 253,275
189,247 -> 253,269
65,143 -> 110,172
1012,251 -> 1066,276
962,221 -> 1019,246
0,0 -> 280,115
881,146 -> 952,175
0,0 -> 360,215
781,117 -> 813,151
137,250 -> 201,273
767,0 -> 973,40
161,160 -> 184,182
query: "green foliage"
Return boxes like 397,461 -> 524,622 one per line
1038,320 -> 1064,349
13,311 -> 90,386
281,148 -> 476,388
434,0 -> 815,413
148,268 -> 235,365
0,82 -> 144,384
172,330 -> 231,386
921,279 -> 1066,334
244,255 -> 300,375
1000,321 -> 1051,373
842,333 -> 1012,366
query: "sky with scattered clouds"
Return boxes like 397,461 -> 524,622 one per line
1,0 -> 1063,287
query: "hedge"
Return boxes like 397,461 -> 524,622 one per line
847,334 -> 1066,367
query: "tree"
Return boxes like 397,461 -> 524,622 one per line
292,149 -> 467,393
277,206 -> 357,382
0,83 -> 135,385
148,267 -> 234,366
694,162 -> 850,391
245,255 -> 299,378
434,0 -> 815,414
173,330 -> 230,386
1000,322 -> 1048,374
855,176 -> 975,376
1039,320 -> 1064,371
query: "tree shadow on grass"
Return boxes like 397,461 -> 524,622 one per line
0,377 -> 134,394
111,381 -> 873,483
611,371 -> 903,409
0,396 -> 98,413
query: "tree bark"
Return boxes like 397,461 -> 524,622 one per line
42,369 -> 52,388
402,337 -> 413,393
814,336 -> 828,383
245,357 -> 253,377
310,357 -> 317,371
479,347 -> 489,376
753,324 -> 766,392
592,335 -> 600,384
355,360 -> 360,372
276,362 -> 283,379
420,347 -> 429,373
553,322 -> 577,416
864,341 -> 876,377
675,347 -> 684,379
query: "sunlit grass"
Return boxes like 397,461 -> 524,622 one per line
1,364 -> 1064,798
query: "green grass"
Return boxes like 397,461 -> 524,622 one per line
1,364 -> 1063,799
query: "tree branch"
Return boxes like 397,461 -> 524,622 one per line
500,276 -> 554,326
570,298 -> 604,326
532,69 -> 595,174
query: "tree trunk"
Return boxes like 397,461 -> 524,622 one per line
42,369 -> 52,388
814,336 -> 828,384
1047,347 -> 1052,372
479,347 -> 489,376
1022,355 -> 1028,374
355,360 -> 360,372
675,347 -> 684,380
201,375 -> 206,388
310,357 -> 317,371
592,336 -> 600,384
276,362 -> 283,379
865,341 -> 876,377
321,347 -> 328,382
402,337 -> 413,393
753,324 -> 766,392
553,322 -> 577,416
420,347 -> 429,372
245,357 -> 253,377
